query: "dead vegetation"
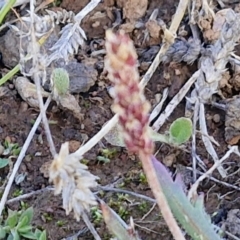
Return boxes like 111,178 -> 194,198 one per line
0,0 -> 240,239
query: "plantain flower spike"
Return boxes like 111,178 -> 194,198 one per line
105,29 -> 154,156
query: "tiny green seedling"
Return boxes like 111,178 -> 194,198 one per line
0,207 -> 46,240
91,207 -> 103,224
50,68 -> 70,100
3,140 -> 21,156
97,148 -> 118,164
104,117 -> 193,147
0,158 -> 9,169
169,117 -> 193,145
151,117 -> 193,145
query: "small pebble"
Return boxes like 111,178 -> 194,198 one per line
213,114 -> 221,123
19,102 -> 28,112
92,21 -> 100,28
8,84 -> 14,90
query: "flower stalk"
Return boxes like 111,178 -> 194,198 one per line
105,29 -> 186,240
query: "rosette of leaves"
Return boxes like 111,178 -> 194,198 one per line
0,207 -> 46,240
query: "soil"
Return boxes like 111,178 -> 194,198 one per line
0,0 -> 240,239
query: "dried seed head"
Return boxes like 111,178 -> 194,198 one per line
105,30 -> 154,156
50,68 -> 69,99
49,142 -> 99,221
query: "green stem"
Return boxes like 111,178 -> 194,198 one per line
0,0 -> 16,25
0,64 -> 20,86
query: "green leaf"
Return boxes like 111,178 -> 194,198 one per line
101,200 -> 140,240
20,231 -> 37,239
34,229 -> 42,238
10,230 -> 20,240
16,215 -> 29,230
151,155 -> 221,240
17,225 -> 32,233
169,117 -> 192,145
19,207 -> 33,226
38,230 -> 47,240
0,158 -> 9,168
7,234 -> 13,240
0,226 -> 6,239
6,212 -> 18,228
51,68 -> 70,96
3,225 -> 11,232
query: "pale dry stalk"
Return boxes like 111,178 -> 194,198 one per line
70,0 -> 189,159
188,146 -> 240,199
29,0 -> 56,157
105,29 -> 186,240
191,9 -> 240,178
0,97 -> 51,216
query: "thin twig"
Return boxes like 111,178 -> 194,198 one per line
71,0 -> 190,159
192,98 -> 199,182
0,97 -> 51,216
70,114 -> 119,159
188,146 -> 240,200
30,0 -> 56,157
187,167 -> 240,191
214,225 -> 240,240
149,88 -> 169,122
152,70 -> 201,131
82,211 -> 101,240
199,103 -> 226,177
6,186 -> 54,204
141,203 -> 157,221
74,0 -> 101,22
98,186 -> 156,203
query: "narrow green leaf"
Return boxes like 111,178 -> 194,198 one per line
169,117 -> 192,145
0,0 -> 17,25
7,234 -> 13,240
101,200 -> 140,240
0,158 -> 9,168
151,155 -> 221,240
0,226 -> 6,239
20,231 -> 37,239
19,207 -> 33,226
6,213 -> 18,228
34,229 -> 42,238
17,225 -> 32,233
38,230 -> 47,240
16,215 -> 28,230
10,230 -> 20,240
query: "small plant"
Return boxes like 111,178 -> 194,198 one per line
104,118 -> 192,148
104,29 -> 220,240
151,117 -> 193,145
0,158 -> 9,169
138,171 -> 147,184
3,140 -> 21,156
50,68 -> 69,101
0,207 -> 46,240
97,148 -> 118,164
12,189 -> 23,197
101,200 -> 140,240
91,206 -> 103,224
